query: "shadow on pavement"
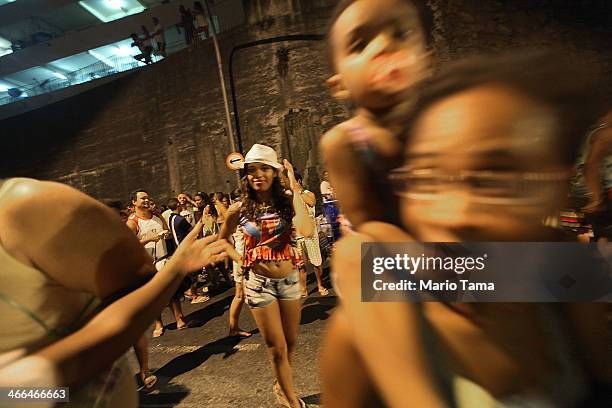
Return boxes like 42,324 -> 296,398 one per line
154,336 -> 245,383
167,294 -> 234,330
139,383 -> 190,407
303,393 -> 322,405
300,299 -> 336,325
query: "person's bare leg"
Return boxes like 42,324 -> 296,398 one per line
251,301 -> 301,408
299,265 -> 308,297
228,282 -> 251,337
134,334 -> 149,379
279,299 -> 302,364
134,334 -> 156,388
314,265 -> 328,295
152,316 -> 164,337
170,300 -> 186,328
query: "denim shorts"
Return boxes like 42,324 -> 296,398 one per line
243,269 -> 301,308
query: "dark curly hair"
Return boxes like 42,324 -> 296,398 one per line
197,192 -> 217,218
404,48 -> 607,165
240,173 -> 293,225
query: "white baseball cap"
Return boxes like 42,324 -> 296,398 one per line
241,144 -> 283,169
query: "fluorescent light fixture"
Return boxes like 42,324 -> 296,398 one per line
107,0 -> 123,9
79,0 -> 145,23
53,72 -> 68,80
0,84 -> 8,92
114,45 -> 133,56
0,35 -> 13,57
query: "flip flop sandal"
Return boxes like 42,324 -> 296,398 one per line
143,374 -> 157,390
229,330 -> 252,338
177,320 -> 198,330
191,295 -> 210,304
273,381 -> 290,407
152,327 -> 165,338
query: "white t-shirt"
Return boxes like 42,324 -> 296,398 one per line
161,209 -> 172,226
320,180 -> 334,199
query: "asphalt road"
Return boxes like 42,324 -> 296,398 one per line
128,271 -> 336,408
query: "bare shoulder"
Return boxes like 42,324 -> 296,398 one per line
1,178 -> 113,230
1,178 -> 153,299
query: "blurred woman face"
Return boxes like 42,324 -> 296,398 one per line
246,162 -> 276,193
398,84 -> 568,241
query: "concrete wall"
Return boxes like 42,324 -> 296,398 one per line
1,0 -> 610,205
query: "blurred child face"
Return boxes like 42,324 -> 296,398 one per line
331,0 -> 429,110
398,84 -> 569,241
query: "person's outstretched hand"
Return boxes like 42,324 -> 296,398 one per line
167,221 -> 228,275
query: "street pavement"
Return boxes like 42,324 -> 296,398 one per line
128,271 -> 336,408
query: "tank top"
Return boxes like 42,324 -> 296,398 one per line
239,208 -> 300,268
0,178 -> 136,407
127,213 -> 167,260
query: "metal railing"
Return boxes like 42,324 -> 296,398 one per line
0,4 -> 241,107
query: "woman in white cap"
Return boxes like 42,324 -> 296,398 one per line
220,144 -> 313,408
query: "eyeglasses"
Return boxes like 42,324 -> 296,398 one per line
388,168 -> 569,205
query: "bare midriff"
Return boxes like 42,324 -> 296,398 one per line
250,259 -> 295,279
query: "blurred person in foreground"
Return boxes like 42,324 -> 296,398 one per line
0,178 -> 227,407
321,50 -> 612,408
320,0 -> 433,229
574,108 -> 612,242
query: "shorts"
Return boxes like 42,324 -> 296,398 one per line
243,269 -> 301,308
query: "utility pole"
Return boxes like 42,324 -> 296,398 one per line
203,0 -> 241,185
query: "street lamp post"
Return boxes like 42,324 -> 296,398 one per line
203,0 -> 241,186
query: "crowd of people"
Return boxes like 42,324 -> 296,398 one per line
0,0 -> 611,407
130,1 -> 213,65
